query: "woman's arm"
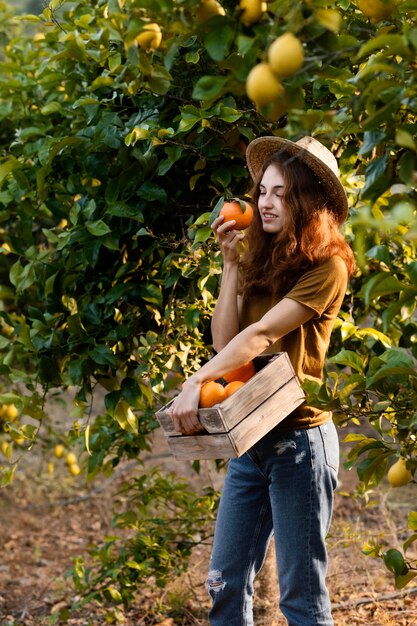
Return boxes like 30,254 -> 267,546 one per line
211,265 -> 242,353
169,297 -> 315,434
210,215 -> 244,352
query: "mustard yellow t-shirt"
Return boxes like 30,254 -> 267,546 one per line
239,256 -> 348,429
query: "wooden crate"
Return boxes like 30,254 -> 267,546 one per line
155,352 -> 305,460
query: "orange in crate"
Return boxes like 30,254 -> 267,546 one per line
224,360 -> 256,383
225,381 -> 245,397
199,381 -> 227,408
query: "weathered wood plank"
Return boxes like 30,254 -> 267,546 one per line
156,353 -> 298,435
166,378 -> 305,460
204,352 -> 297,433
230,377 -> 305,453
167,433 -> 237,459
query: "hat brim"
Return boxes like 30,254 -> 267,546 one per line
246,137 -> 348,223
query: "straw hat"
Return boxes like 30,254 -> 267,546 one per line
246,136 -> 348,223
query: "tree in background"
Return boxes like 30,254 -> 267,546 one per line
0,0 -> 416,614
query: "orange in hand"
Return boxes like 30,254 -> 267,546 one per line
199,381 -> 227,408
224,360 -> 256,383
225,380 -> 245,397
219,200 -> 253,231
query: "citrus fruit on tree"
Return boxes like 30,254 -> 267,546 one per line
246,63 -> 285,107
199,381 -> 227,408
239,0 -> 267,26
195,0 -> 226,22
66,451 -> 78,465
69,463 -> 81,476
358,0 -> 396,22
0,404 -> 18,421
134,23 -> 162,50
387,457 -> 412,487
224,361 -> 256,383
54,443 -> 65,459
225,381 -> 245,397
219,200 -> 254,230
267,33 -> 304,78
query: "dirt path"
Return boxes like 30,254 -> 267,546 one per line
0,416 -> 417,625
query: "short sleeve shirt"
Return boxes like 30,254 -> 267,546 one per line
239,256 -> 348,429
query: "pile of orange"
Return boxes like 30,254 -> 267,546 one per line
198,360 -> 256,408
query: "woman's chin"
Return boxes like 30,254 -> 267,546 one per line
262,222 -> 281,233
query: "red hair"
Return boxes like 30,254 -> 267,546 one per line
240,151 -> 356,298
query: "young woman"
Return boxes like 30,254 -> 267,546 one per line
170,136 -> 356,626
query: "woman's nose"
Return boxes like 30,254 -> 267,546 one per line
260,193 -> 272,207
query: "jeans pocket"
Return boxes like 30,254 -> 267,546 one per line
319,421 -> 339,473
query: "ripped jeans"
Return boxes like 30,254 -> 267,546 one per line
208,421 -> 339,626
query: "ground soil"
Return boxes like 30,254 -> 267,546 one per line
0,395 -> 416,626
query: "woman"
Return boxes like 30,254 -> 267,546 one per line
170,136 -> 355,626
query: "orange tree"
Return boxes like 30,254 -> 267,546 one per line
0,0 -> 416,613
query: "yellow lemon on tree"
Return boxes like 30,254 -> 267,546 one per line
66,451 -> 77,465
239,0 -> 267,26
195,0 -> 226,22
6,404 -> 19,421
387,457 -> 412,487
358,0 -> 396,22
54,443 -> 65,459
268,32 -> 304,78
246,63 -> 285,107
69,463 -> 81,476
134,23 -> 162,51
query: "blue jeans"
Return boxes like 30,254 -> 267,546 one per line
207,421 -> 339,626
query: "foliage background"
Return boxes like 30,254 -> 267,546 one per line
0,0 -> 416,615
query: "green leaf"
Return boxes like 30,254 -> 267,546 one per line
1,464 -> 16,487
192,226 -> 212,244
204,24 -> 234,61
360,272 -> 408,306
383,549 -> 408,576
179,105 -> 201,132
394,570 -> 417,590
355,328 -> 391,348
396,129 -> 416,151
329,349 -> 365,373
356,34 -> 410,60
86,220 -> 112,236
366,364 -> 417,388
208,196 -> 225,225
147,66 -> 172,95
399,151 -> 416,183
40,101 -> 62,115
403,533 -> 417,554
192,76 -> 228,101
366,244 -> 391,266
362,154 -> 389,201
359,131 -> 386,157
139,284 -> 162,305
90,345 -> 117,368
0,158 -> 19,186
138,182 -> 167,203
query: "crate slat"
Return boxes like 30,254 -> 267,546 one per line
155,352 -> 306,460
156,353 -> 297,435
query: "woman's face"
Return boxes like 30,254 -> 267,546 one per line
258,164 -> 286,233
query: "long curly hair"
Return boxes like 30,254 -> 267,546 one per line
240,150 -> 356,299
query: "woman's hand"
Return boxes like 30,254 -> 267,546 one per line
211,215 -> 245,265
168,377 -> 205,435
